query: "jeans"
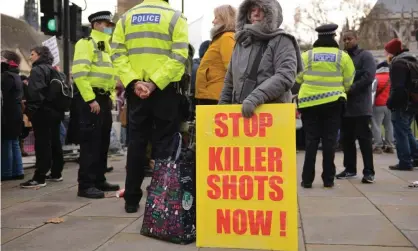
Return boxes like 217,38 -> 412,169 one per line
1,139 -> 24,178
392,109 -> 418,169
371,106 -> 394,148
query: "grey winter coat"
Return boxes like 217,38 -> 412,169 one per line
218,0 -> 303,106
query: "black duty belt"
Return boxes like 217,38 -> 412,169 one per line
92,87 -> 111,96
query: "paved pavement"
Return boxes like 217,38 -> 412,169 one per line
1,152 -> 418,251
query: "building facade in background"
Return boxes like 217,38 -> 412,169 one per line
117,0 -> 144,15
358,0 -> 418,50
24,0 -> 39,31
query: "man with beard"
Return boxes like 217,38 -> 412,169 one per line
336,30 -> 376,183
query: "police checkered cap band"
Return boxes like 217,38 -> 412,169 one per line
318,31 -> 336,35
91,15 -> 112,22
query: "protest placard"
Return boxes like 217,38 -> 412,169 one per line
196,104 -> 298,251
42,36 -> 60,66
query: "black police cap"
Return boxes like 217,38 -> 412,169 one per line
315,24 -> 339,36
88,11 -> 115,25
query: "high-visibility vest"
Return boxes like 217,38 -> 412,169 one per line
111,0 -> 189,90
296,47 -> 355,109
72,29 -> 117,102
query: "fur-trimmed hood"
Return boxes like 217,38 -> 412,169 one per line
236,0 -> 283,34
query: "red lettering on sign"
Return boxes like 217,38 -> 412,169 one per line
217,209 -> 231,234
269,176 -> 284,201
268,147 -> 282,172
238,175 -> 254,200
254,175 -> 268,200
206,175 -> 284,201
216,209 -> 273,236
208,147 -> 223,171
222,175 -> 237,200
208,147 -> 283,172
259,113 -> 273,137
207,175 -> 221,199
214,113 -> 228,137
229,113 -> 242,137
213,113 -> 274,138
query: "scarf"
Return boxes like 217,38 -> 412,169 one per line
235,23 -> 304,73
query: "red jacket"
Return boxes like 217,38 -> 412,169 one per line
374,67 -> 391,106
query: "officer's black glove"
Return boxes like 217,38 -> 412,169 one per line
241,99 -> 257,118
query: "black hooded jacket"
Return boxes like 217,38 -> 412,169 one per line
25,54 -> 63,120
1,65 -> 23,139
387,49 -> 418,111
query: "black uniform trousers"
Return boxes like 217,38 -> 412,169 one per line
32,109 -> 64,183
342,116 -> 375,176
125,84 -> 182,205
77,92 -> 112,190
301,100 -> 344,184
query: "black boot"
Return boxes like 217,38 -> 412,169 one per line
96,181 -> 120,191
78,187 -> 105,199
125,203 -> 139,213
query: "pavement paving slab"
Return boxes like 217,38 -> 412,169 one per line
298,180 -> 363,197
377,205 -> 418,231
1,216 -> 135,251
306,245 -> 417,251
366,192 -> 418,206
1,201 -> 88,228
299,197 -> 381,217
1,228 -> 32,244
97,233 -> 199,251
69,197 -> 144,218
403,231 -> 418,248
302,214 -> 413,246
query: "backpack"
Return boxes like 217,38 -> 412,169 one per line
396,58 -> 418,103
40,65 -> 73,112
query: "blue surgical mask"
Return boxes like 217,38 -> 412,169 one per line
103,27 -> 113,35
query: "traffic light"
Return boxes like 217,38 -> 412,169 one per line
40,0 -> 62,36
69,3 -> 83,43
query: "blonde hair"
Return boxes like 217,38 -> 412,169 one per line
214,5 -> 237,32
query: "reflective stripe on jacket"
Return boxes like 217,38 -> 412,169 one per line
72,29 -> 116,102
111,0 -> 189,90
296,47 -> 355,109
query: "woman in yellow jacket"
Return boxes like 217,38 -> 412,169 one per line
195,4 -> 236,105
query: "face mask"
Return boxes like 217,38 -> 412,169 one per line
103,27 -> 113,35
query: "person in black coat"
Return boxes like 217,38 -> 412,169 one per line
20,46 -> 64,188
1,50 -> 24,181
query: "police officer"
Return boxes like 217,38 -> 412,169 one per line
296,24 -> 355,188
111,0 -> 189,213
72,11 -> 120,199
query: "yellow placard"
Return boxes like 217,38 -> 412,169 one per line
196,104 -> 298,251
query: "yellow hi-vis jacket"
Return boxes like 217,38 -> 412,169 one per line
110,0 -> 189,89
72,29 -> 117,102
296,47 -> 355,109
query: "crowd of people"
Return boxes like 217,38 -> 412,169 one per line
2,0 -> 418,212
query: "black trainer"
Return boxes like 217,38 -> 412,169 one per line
78,187 -> 105,199
46,174 -> 63,182
362,175 -> 375,184
20,179 -> 46,189
96,182 -> 120,192
125,204 -> 139,213
336,171 -> 357,179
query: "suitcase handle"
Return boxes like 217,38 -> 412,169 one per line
168,132 -> 183,161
